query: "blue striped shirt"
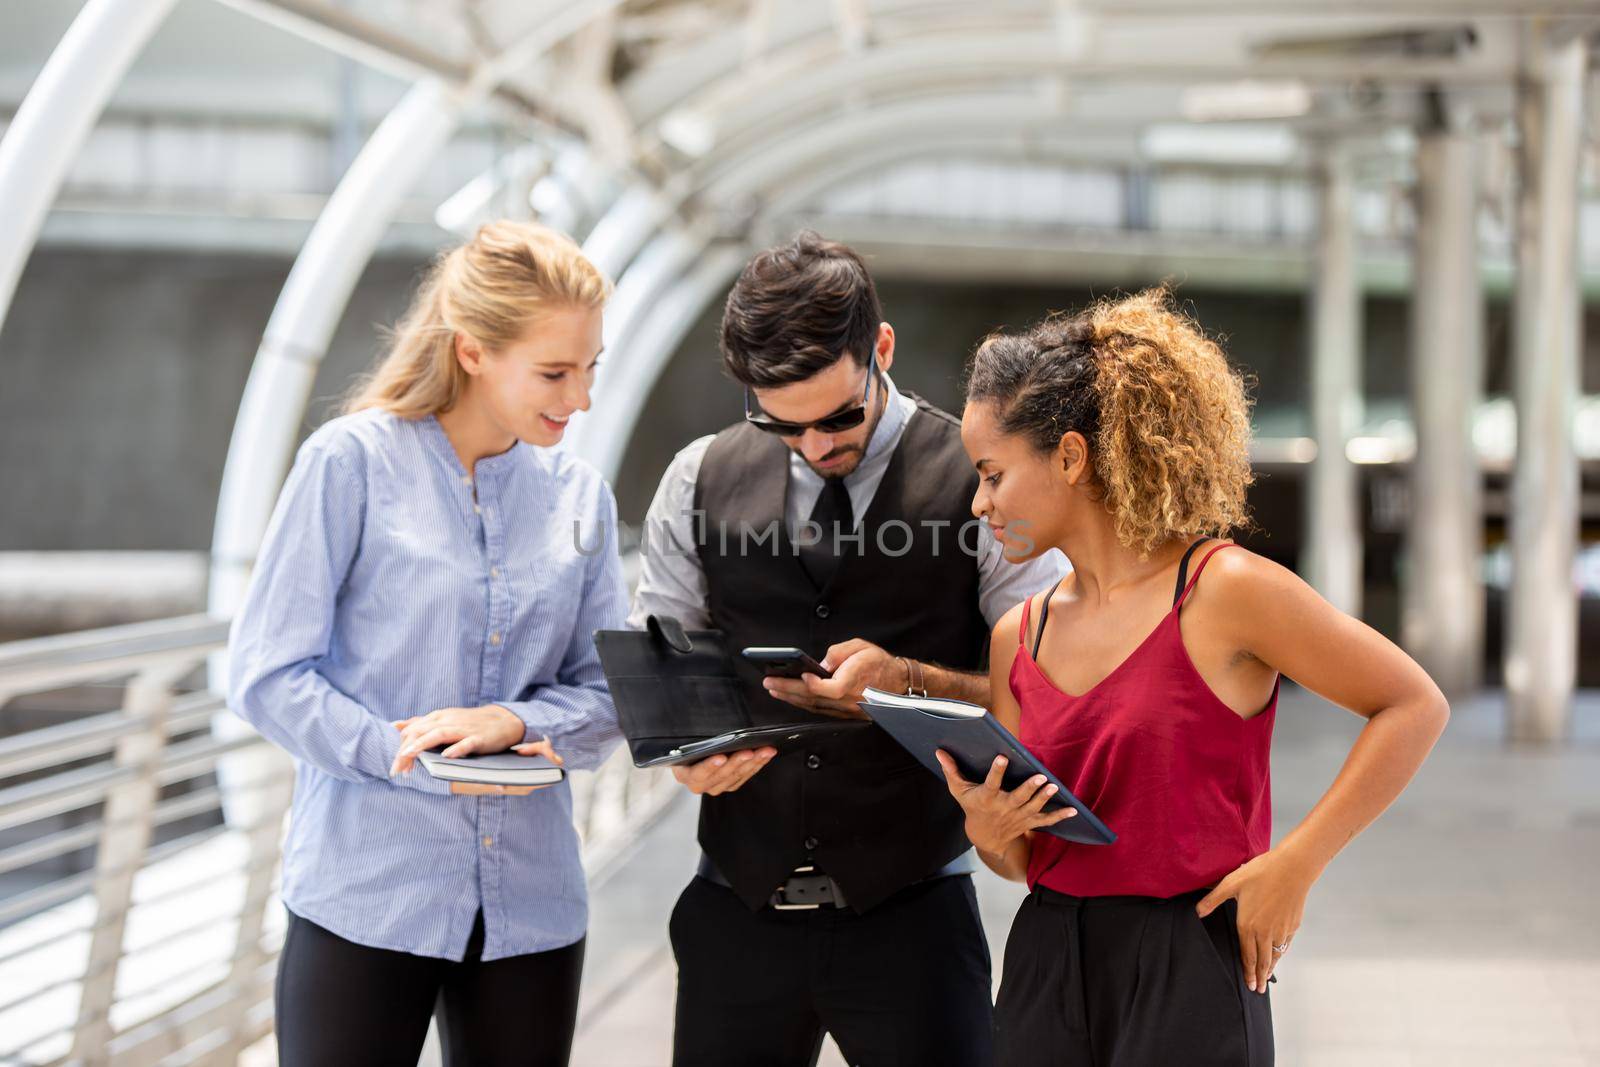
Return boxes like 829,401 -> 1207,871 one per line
227,408 -> 626,961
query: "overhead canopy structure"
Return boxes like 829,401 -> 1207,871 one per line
0,0 -> 1595,734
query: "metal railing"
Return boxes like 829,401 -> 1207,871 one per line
0,614 -> 677,1066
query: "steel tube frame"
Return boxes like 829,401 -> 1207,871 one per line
1506,33 -> 1587,743
0,0 -> 181,336
625,21 -> 1512,127
207,79 -> 469,623
209,0 -> 476,84
569,236 -> 747,480
1405,122 -> 1486,698
207,5 -> 631,628
582,182 -> 679,279
568,105 -> 1095,479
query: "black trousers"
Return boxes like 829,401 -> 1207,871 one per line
669,873 -> 994,1067
994,887 -> 1273,1067
275,908 -> 585,1067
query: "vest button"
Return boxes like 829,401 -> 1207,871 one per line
815,604 -> 830,619
804,836 -> 819,851
806,754 -> 821,770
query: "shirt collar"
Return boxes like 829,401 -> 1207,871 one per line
861,371 -> 911,468
420,413 -> 523,482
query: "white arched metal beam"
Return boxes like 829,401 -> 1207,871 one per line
0,0 -> 181,334
567,109 -> 1087,483
207,79 -> 470,619
567,226 -> 731,476
205,0 -> 632,833
205,79 -> 469,829
573,242 -> 748,481
624,12 -> 1506,131
581,181 -> 679,279
207,0 -> 630,623
621,0 -> 962,123
648,30 -> 1103,141
695,93 -> 1061,203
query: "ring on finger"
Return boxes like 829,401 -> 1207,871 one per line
1272,942 -> 1290,955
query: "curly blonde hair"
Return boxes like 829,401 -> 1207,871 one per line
345,220 -> 611,419
965,288 -> 1255,556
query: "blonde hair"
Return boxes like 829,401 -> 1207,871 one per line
966,288 -> 1255,556
344,220 -> 612,418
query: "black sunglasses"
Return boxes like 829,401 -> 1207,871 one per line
744,362 -> 880,437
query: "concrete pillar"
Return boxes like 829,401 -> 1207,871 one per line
1506,33 -> 1587,743
1403,118 -> 1484,698
1304,144 -> 1364,617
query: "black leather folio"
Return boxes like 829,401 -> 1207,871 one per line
860,687 -> 1116,846
594,615 -> 866,767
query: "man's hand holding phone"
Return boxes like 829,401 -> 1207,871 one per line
752,639 -> 894,720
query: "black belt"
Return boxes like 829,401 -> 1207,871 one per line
696,851 -> 977,911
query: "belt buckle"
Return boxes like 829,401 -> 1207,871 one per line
770,864 -> 825,911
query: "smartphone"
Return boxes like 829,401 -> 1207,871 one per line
742,647 -> 834,680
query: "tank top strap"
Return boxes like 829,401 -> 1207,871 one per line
1171,537 -> 1212,606
1017,595 -> 1031,646
1028,578 -> 1066,660
1175,542 -> 1238,610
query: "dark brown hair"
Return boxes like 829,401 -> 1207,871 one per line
719,230 -> 883,387
966,289 -> 1255,555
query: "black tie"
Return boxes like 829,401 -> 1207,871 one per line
800,478 -> 855,591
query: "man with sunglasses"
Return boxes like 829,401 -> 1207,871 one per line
628,231 -> 1065,1066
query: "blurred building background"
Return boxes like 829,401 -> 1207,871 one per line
0,2 -> 1597,1065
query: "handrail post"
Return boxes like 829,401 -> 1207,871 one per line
589,754 -> 630,846
68,662 -> 187,1064
217,753 -> 294,1062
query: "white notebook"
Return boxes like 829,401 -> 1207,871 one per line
415,751 -> 565,787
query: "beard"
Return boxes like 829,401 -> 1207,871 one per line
797,388 -> 887,480
803,447 -> 864,480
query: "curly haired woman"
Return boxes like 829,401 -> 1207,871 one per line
936,290 -> 1449,1066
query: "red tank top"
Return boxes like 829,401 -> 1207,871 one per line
1012,542 -> 1277,898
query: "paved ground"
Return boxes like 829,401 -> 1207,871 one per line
250,687 -> 1600,1066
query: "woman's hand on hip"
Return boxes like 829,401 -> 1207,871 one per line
388,704 -> 560,777
933,751 -> 1077,856
1195,847 -> 1318,993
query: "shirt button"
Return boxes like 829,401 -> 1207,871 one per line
804,836 -> 819,851
490,566 -> 500,578
482,836 -> 493,848
473,504 -> 482,514
462,476 -> 473,485
806,754 -> 821,770
815,604 -> 830,619
489,632 -> 501,646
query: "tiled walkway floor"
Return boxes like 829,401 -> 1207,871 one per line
563,688 -> 1600,1066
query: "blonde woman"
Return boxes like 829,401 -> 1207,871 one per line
228,221 -> 625,1066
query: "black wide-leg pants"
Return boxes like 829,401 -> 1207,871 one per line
995,887 -> 1274,1067
274,908 -> 585,1067
669,873 -> 995,1067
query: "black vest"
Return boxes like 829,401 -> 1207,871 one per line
692,394 -> 990,912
